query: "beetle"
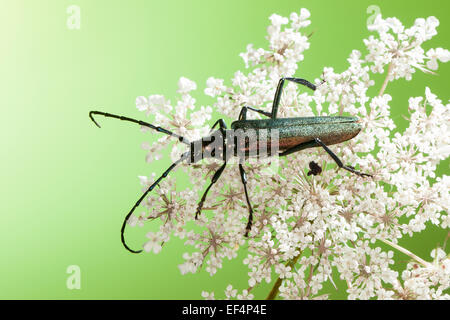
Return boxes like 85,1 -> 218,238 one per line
89,77 -> 372,253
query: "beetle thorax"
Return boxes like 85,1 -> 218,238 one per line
187,128 -> 281,163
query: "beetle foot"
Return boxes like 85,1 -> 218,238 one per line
195,202 -> 204,220
244,218 -> 253,237
343,165 -> 372,178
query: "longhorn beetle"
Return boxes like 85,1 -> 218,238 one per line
89,77 -> 372,254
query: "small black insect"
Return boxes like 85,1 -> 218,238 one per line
307,161 -> 322,176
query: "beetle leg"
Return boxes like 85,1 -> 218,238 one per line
238,106 -> 272,120
196,119 -> 228,218
314,138 -> 372,177
195,161 -> 227,219
271,77 -> 316,119
209,118 -> 227,134
238,107 -> 247,120
238,164 -> 254,237
279,139 -> 372,177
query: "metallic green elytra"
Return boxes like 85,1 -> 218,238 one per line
231,116 -> 362,151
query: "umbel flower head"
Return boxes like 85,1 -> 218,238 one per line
132,9 -> 449,300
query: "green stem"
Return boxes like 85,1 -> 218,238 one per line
304,255 -> 322,298
266,277 -> 283,300
266,253 -> 301,300
379,238 -> 431,268
378,62 -> 393,96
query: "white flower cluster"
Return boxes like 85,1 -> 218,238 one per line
136,77 -> 213,162
131,9 -> 449,300
365,15 -> 450,80
206,10 -> 312,120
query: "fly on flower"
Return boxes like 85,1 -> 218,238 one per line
89,77 -> 372,254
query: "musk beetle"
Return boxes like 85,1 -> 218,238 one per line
89,77 -> 372,253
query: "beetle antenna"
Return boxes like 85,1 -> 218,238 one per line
89,111 -> 190,145
121,152 -> 189,253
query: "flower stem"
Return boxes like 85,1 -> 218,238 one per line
304,255 -> 322,298
378,238 -> 431,268
378,62 -> 393,96
266,253 -> 301,300
266,277 -> 283,300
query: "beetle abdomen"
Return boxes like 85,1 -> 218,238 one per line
278,121 -> 361,149
231,116 -> 362,151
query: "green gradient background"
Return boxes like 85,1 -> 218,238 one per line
0,0 -> 448,299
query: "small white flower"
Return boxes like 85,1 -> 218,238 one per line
143,232 -> 162,254
237,289 -> 254,300
430,248 -> 446,261
269,14 -> 288,27
224,285 -> 238,299
426,48 -> 450,70
205,77 -> 226,97
177,77 -> 197,94
201,291 -> 215,300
